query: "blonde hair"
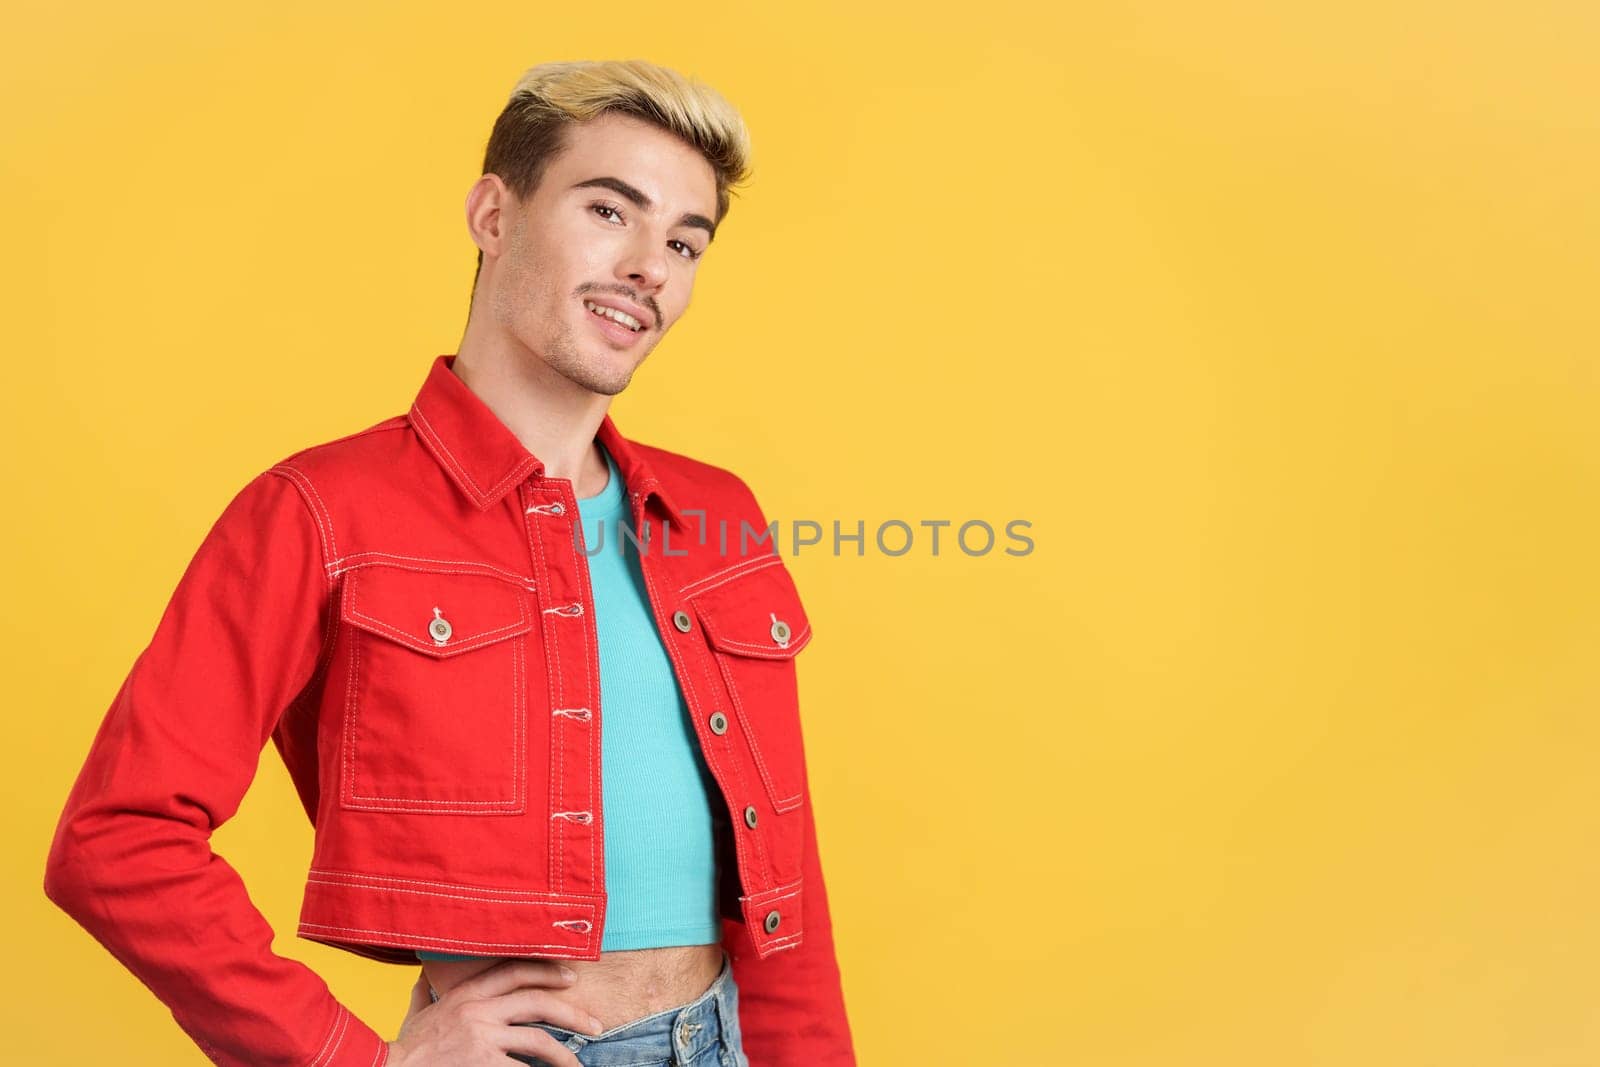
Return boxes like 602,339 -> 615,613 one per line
473,59 -> 752,285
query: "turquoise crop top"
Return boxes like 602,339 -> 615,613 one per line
418,440 -> 722,960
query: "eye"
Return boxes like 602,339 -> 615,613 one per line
590,201 -> 702,262
669,239 -> 704,262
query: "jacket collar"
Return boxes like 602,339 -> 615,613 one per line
408,353 -> 686,528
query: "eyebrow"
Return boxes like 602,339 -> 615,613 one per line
570,175 -> 718,242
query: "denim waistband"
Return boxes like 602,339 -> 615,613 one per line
514,949 -> 742,1066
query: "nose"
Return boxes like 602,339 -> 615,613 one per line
615,229 -> 670,295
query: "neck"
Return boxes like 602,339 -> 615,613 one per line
452,321 -> 611,495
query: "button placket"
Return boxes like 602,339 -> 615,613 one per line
651,551 -> 796,956
521,478 -> 600,937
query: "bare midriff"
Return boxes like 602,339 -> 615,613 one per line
420,943 -> 725,1032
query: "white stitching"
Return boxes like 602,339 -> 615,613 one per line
716,652 -> 805,812
334,559 -> 535,656
307,875 -> 585,906
299,921 -> 586,953
762,930 -> 803,949
514,631 -> 526,810
345,606 -> 531,654
343,589 -> 361,807
752,884 -> 801,906
266,466 -> 340,685
411,400 -> 535,507
678,553 -> 781,598
700,619 -> 813,659
525,480 -> 602,898
410,400 -> 486,502
306,1003 -> 339,1067
570,495 -> 602,896
523,485 -> 560,890
306,868 -> 596,900
746,884 -> 804,951
339,798 -> 524,812
520,483 -> 572,894
340,568 -> 528,810
307,1002 -> 347,1067
270,463 -> 340,565
326,551 -> 536,587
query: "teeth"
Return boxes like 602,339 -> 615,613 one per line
584,300 -> 642,332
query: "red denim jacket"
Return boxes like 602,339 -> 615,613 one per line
43,354 -> 855,1067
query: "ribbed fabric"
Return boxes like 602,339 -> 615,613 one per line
418,440 -> 721,960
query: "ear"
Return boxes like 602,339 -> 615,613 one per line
465,173 -> 516,259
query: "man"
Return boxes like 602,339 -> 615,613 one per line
43,59 -> 856,1067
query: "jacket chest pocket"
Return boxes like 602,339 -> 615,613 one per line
337,563 -> 533,815
689,559 -> 813,816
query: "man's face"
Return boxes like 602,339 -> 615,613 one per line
480,111 -> 720,396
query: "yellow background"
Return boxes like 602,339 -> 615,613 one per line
5,2 -> 1599,1063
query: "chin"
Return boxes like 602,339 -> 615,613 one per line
580,373 -> 631,397
565,360 -> 636,397
588,347 -> 650,391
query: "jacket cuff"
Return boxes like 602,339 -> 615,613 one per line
302,1004 -> 390,1067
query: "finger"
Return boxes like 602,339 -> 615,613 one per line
406,969 -> 432,1017
458,958 -> 577,998
489,987 -> 605,1036
502,1024 -> 587,1067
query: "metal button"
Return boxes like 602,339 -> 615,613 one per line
429,609 -> 452,644
672,609 -> 692,632
770,617 -> 791,646
764,909 -> 781,934
709,711 -> 728,735
744,805 -> 758,829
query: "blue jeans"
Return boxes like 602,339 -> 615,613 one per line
431,951 -> 749,1067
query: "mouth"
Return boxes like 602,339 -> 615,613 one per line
582,298 -> 650,347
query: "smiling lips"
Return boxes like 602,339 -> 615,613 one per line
583,298 -> 648,332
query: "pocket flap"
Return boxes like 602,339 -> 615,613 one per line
341,564 -> 533,658
690,558 -> 812,659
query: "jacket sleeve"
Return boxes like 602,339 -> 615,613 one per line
723,787 -> 857,1066
42,467 -> 390,1067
